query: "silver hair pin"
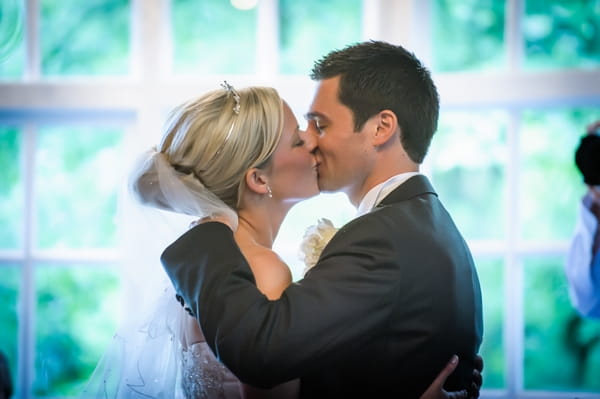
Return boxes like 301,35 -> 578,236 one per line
221,81 -> 241,115
213,81 -> 240,157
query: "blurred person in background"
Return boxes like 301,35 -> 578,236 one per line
566,120 -> 600,319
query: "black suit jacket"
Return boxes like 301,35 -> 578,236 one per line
161,175 -> 483,398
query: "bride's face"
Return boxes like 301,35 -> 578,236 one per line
267,101 -> 320,203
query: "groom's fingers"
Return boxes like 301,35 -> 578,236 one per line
468,354 -> 484,398
447,390 -> 468,399
474,354 -> 484,373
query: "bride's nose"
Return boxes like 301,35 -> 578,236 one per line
300,129 -> 317,154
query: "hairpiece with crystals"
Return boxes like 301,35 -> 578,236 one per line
221,81 -> 241,115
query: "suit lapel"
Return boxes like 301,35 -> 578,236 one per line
376,175 -> 437,207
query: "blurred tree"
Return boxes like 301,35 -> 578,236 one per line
279,0 -> 361,75
33,266 -> 120,396
35,126 -> 123,249
524,0 -> 600,69
172,0 -> 256,74
0,0 -> 25,78
40,0 -> 130,76
520,109 -> 597,241
0,127 -> 21,249
524,258 -> 600,390
431,0 -> 505,72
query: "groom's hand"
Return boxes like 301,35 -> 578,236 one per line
469,354 -> 484,398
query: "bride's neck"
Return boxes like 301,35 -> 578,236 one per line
236,206 -> 285,249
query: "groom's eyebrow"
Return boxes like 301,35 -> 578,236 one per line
304,112 -> 328,123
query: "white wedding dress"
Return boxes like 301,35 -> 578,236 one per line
181,341 -> 241,398
80,284 -> 242,399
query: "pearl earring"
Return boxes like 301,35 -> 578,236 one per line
266,185 -> 273,198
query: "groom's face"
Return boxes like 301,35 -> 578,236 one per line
306,76 -> 376,204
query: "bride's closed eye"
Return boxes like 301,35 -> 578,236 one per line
293,138 -> 305,147
292,126 -> 305,147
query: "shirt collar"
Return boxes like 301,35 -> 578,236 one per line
356,172 -> 420,217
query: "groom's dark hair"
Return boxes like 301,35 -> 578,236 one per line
310,40 -> 439,164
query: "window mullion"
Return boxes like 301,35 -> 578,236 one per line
25,0 -> 40,80
255,0 -> 279,77
505,0 -> 524,72
18,123 -> 36,399
131,0 -> 171,80
361,0 -> 423,58
505,110 -> 524,397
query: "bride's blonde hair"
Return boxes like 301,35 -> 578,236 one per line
130,86 -> 284,219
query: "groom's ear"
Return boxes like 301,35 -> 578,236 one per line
244,168 -> 270,196
371,110 -> 399,147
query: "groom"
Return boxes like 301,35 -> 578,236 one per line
161,41 -> 483,398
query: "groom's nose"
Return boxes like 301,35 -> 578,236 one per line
300,128 -> 317,154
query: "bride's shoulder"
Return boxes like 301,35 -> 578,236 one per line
246,248 -> 292,300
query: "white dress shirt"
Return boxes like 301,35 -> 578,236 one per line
356,172 -> 420,217
565,193 -> 600,318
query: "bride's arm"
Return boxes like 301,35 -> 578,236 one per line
245,250 -> 293,300
239,246 -> 300,399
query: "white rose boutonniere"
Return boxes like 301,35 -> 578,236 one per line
299,218 -> 339,275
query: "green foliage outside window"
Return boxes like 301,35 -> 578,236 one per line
0,0 -> 25,79
33,265 -> 120,397
524,257 -> 600,390
430,111 -> 507,240
35,126 -> 123,249
474,257 -> 504,389
431,0 -> 505,72
432,0 -> 600,72
40,0 -> 130,76
172,0 -> 257,74
524,0 -> 600,70
0,126 -> 22,249
520,108 -> 600,241
278,0 -> 362,75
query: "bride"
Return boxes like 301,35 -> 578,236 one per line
82,83 -> 316,398
80,83 -> 472,399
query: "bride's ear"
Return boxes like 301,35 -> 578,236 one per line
244,168 -> 270,196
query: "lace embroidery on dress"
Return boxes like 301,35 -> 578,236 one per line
181,342 -> 241,399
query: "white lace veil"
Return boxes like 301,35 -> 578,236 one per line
129,148 -> 239,231
80,285 -> 186,398
79,148 -> 239,398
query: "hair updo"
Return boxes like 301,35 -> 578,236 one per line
130,86 -> 284,218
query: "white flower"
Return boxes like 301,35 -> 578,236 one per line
299,218 -> 338,274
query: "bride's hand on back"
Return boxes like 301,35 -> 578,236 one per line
419,354 -> 483,399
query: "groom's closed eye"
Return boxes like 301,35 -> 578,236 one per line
306,113 -> 330,136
